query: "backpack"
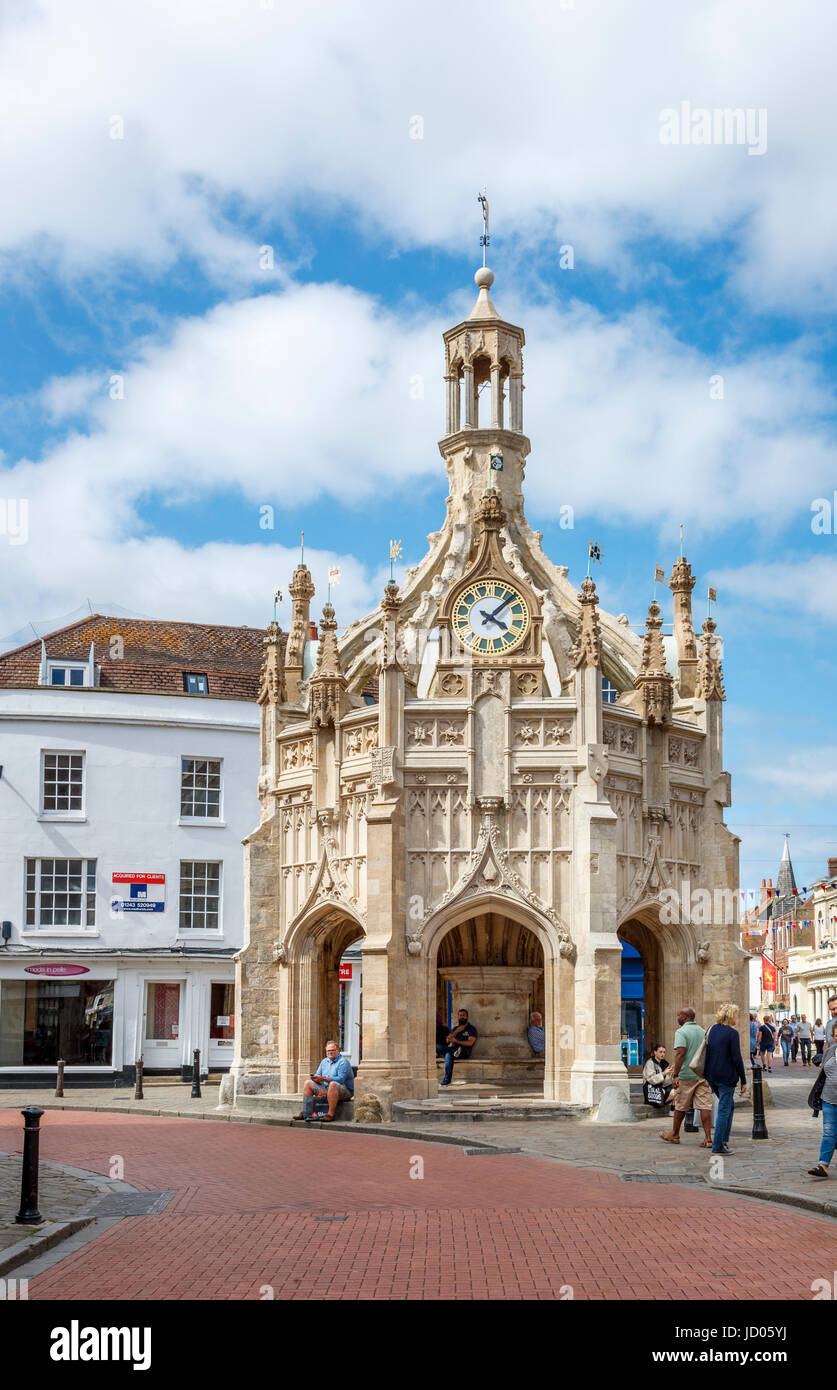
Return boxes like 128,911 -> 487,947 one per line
808,1068 -> 827,1117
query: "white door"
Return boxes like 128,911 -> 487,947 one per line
142,981 -> 183,1067
208,981 -> 235,1068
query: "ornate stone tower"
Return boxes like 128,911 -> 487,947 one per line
230,259 -> 745,1115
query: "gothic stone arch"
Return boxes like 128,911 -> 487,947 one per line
278,901 -> 365,1094
618,902 -> 701,1057
420,893 -> 574,1101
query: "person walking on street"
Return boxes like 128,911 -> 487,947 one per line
814,1018 -> 826,1063
797,1015 -> 813,1066
823,996 -> 837,1063
659,1007 -> 713,1148
778,1017 -> 794,1066
705,1003 -> 748,1155
808,1020 -> 837,1179
758,1015 -> 776,1073
789,1015 -> 800,1063
749,1013 -> 759,1062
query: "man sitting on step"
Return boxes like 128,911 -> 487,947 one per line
439,1009 -> 478,1087
294,1040 -> 354,1122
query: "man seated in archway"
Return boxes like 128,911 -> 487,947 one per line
294,1040 -> 354,1122
527,1012 -> 545,1057
440,1009 -> 478,1087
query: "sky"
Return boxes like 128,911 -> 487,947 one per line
0,0 -> 835,892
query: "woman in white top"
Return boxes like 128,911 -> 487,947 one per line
813,1018 -> 826,1062
642,1044 -> 674,1108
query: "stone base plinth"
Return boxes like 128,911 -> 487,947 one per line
439,965 -> 543,1058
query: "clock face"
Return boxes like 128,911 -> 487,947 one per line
452,579 -> 530,655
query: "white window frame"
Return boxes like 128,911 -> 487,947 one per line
23,857 -> 98,935
46,661 -> 89,688
178,755 -> 225,826
177,860 -> 223,936
39,749 -> 86,821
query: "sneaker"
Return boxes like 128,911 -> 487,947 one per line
439,1080 -> 451,1087
722,1147 -> 736,1155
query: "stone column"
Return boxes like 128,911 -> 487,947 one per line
506,375 -> 517,428
353,796 -> 415,1115
463,365 -> 475,428
490,364 -> 501,428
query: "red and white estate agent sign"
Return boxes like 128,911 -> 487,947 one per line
111,872 -> 166,913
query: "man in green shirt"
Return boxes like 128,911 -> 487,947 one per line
659,1006 -> 714,1147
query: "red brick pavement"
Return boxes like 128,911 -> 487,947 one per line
1,1110 -> 833,1300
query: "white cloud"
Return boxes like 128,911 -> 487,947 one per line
2,0 -> 837,305
714,555 -> 837,622
0,277 -> 835,637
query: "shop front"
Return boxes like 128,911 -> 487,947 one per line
0,953 -> 236,1086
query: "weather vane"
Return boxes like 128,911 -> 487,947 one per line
477,187 -> 489,266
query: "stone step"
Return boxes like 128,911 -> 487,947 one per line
393,1098 -> 589,1123
234,1093 -> 355,1122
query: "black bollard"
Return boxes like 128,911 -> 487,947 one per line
751,1061 -> 769,1139
15,1106 -> 45,1225
134,1057 -> 144,1101
683,1107 -> 699,1133
191,1048 -> 201,1099
54,1059 -> 65,1099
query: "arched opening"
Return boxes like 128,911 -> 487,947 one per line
282,907 -> 365,1093
314,916 -> 364,1065
472,352 -> 491,428
434,910 -> 545,1093
618,919 -> 664,1071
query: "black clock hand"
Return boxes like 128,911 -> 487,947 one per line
488,592 -> 515,620
479,609 -> 507,631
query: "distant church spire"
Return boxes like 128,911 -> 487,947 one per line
776,833 -> 797,902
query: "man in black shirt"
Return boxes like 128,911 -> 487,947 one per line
440,1009 -> 478,1087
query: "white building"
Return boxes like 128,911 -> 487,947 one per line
0,614 -> 269,1085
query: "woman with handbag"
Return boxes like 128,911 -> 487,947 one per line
704,1003 -> 748,1155
642,1044 -> 673,1109
808,1021 -> 837,1178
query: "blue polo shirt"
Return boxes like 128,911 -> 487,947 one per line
316,1054 -> 354,1094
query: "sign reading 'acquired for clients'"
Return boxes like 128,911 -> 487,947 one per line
111,872 -> 166,914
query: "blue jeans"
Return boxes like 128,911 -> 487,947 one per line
819,1101 -> 837,1167
780,1039 -> 791,1064
800,1038 -> 812,1063
712,1084 -> 736,1152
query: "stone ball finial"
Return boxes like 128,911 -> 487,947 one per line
475,266 -> 494,289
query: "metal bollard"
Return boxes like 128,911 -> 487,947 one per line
683,1107 -> 699,1133
15,1106 -> 45,1225
54,1059 -> 65,1099
751,1061 -> 769,1139
191,1048 -> 202,1099
134,1057 -> 144,1101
